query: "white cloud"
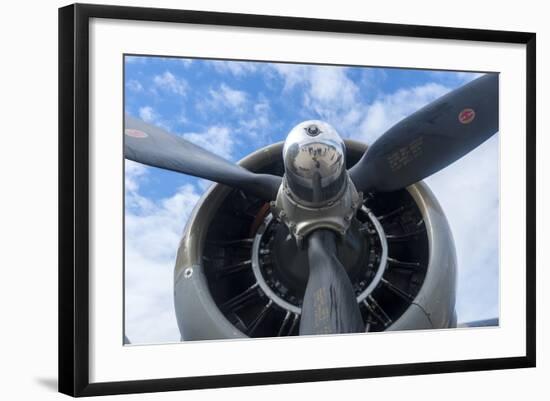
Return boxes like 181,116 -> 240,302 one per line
126,79 -> 143,92
357,83 -> 450,143
238,96 -> 273,145
125,163 -> 201,344
138,106 -> 157,123
271,64 -> 363,134
126,184 -> 200,262
198,83 -> 249,116
125,160 -> 146,193
271,64 -> 451,144
182,126 -> 234,160
209,83 -> 248,111
125,56 -> 147,64
271,63 -> 309,91
136,106 -> 173,132
303,66 -> 362,131
451,71 -> 483,83
430,71 -> 484,86
153,71 -> 188,96
125,160 -> 155,214
271,64 -> 357,105
180,59 -> 193,68
307,66 -> 359,106
177,110 -> 189,125
208,60 -> 259,76
425,134 -> 499,323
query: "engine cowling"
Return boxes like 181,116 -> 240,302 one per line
174,140 -> 457,341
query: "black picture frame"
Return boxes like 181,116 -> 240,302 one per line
58,3 -> 536,397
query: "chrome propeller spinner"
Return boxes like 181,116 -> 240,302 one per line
273,121 -> 362,245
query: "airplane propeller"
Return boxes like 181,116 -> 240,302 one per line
125,115 -> 282,201
349,73 -> 498,193
299,229 -> 364,335
124,73 -> 498,336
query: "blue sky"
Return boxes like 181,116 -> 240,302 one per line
124,56 -> 499,344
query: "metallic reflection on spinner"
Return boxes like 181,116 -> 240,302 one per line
282,121 -> 346,206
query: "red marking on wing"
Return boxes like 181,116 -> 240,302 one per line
458,108 -> 476,124
125,129 -> 148,138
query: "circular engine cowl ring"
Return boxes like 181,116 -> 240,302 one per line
174,140 -> 457,341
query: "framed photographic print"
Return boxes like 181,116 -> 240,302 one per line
58,3 -> 536,397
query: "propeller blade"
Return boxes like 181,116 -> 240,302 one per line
349,73 -> 498,192
124,115 -> 282,200
299,229 -> 364,335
